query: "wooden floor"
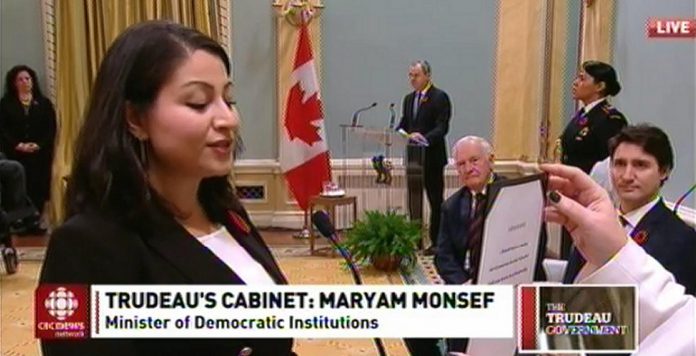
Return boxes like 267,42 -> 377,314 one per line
1,228 -> 412,356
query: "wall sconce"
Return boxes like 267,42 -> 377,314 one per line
272,0 -> 324,26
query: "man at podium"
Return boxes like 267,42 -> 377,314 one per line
396,60 -> 452,256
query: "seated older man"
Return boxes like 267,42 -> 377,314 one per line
435,136 -> 547,354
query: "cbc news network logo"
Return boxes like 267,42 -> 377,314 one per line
35,284 -> 89,339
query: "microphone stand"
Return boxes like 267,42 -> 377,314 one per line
351,102 -> 377,127
313,214 -> 388,356
327,239 -> 387,356
385,103 -> 397,210
324,236 -> 363,286
342,102 -> 376,210
388,103 -> 396,129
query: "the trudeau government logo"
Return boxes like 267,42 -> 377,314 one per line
35,284 -> 89,339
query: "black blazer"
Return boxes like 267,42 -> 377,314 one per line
434,176 -> 547,284
0,95 -> 57,158
40,206 -> 295,356
560,99 -> 627,173
396,85 -> 451,167
564,200 -> 696,295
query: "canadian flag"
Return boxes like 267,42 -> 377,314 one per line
280,23 -> 331,210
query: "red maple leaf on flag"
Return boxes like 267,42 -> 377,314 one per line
284,83 -> 324,145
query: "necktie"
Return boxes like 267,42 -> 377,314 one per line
619,215 -> 633,235
413,92 -> 422,118
575,107 -> 586,121
575,107 -> 587,123
467,193 -> 487,282
619,216 -> 629,227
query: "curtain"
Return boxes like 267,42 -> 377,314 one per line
492,0 -> 546,161
581,0 -> 615,63
51,0 -> 221,223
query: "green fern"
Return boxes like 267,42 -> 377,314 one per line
343,210 -> 421,269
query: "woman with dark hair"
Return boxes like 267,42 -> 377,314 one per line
557,60 -> 628,259
559,60 -> 628,174
0,65 -> 57,214
39,21 -> 295,355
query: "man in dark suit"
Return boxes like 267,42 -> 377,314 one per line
396,60 -> 451,257
433,136 -> 547,354
564,125 -> 696,295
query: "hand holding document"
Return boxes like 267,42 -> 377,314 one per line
397,129 -> 429,146
468,174 -> 546,356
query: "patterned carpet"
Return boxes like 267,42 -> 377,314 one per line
0,246 -> 441,356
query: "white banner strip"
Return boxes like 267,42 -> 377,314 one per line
91,285 -> 513,338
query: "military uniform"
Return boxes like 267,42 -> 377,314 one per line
558,99 -> 627,259
560,99 -> 628,173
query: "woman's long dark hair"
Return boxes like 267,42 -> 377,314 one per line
3,64 -> 45,100
66,21 -> 241,227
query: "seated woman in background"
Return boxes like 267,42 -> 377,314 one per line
40,21 -> 295,356
0,65 -> 57,215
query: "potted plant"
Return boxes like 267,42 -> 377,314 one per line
342,210 -> 421,271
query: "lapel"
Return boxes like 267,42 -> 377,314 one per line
221,210 -> 288,284
458,174 -> 502,238
457,188 -> 473,229
414,85 -> 434,123
631,200 -> 668,246
583,99 -> 607,125
452,188 -> 472,249
5,98 -> 23,120
408,91 -> 418,120
139,205 -> 287,285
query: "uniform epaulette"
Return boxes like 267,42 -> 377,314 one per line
601,102 -> 614,114
601,103 -> 623,119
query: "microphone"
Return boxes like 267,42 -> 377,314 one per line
311,211 -> 388,356
388,103 -> 396,129
673,183 -> 696,213
351,102 -> 377,127
311,211 -> 362,284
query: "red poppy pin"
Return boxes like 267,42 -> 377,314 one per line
633,230 -> 648,246
228,211 -> 251,235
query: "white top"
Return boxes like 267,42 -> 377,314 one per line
197,227 -> 276,285
580,241 -> 695,355
620,196 -> 661,235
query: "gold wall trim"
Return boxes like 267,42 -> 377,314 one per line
41,0 -> 57,102
219,0 -> 231,57
493,0 -> 573,162
544,0 -> 570,160
581,0 -> 616,63
492,0 -> 546,161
